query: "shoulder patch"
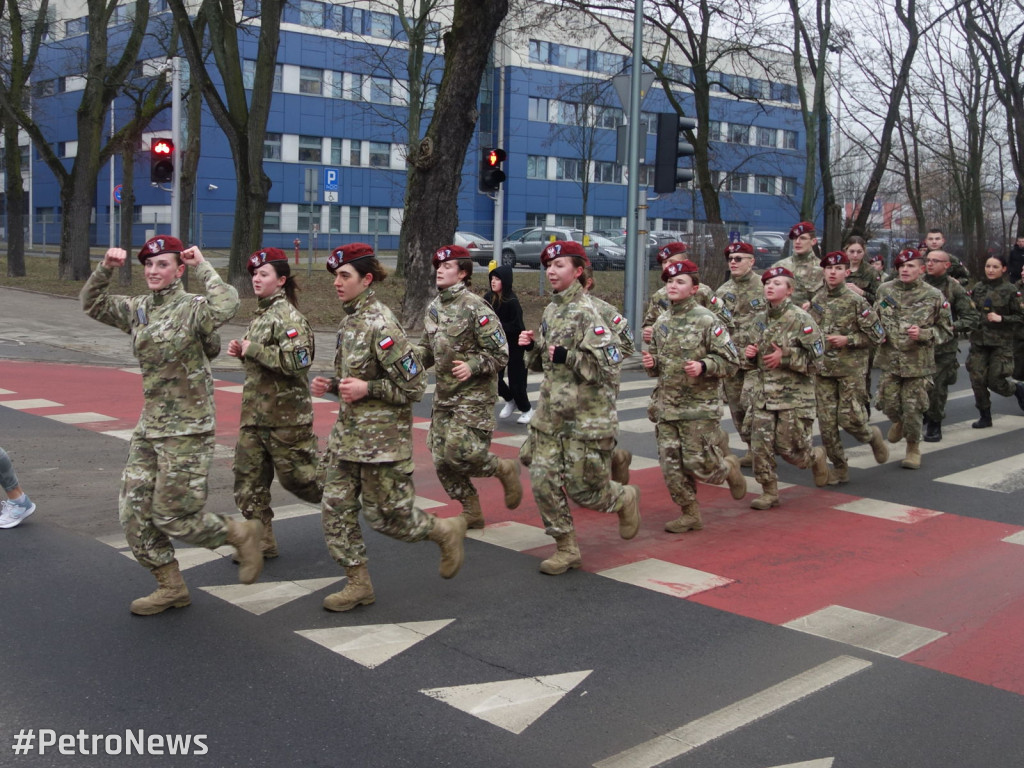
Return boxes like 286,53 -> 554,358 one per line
429,306 -> 439,321
478,315 -> 490,326
285,328 -> 299,339
379,336 -> 395,350
802,325 -> 814,334
396,352 -> 420,379
604,345 -> 622,364
594,326 -> 607,335
942,301 -> 950,308
612,314 -> 623,325
713,326 -> 724,337
861,308 -> 871,317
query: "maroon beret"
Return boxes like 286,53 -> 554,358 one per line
137,235 -> 184,264
540,240 -> 589,267
893,248 -> 923,268
761,265 -> 795,284
431,244 -> 470,268
820,250 -> 849,267
246,247 -> 288,275
657,241 -> 689,263
725,241 -> 755,256
788,221 -> 816,239
661,259 -> 699,282
327,243 -> 375,274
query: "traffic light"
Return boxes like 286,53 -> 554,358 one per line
150,137 -> 175,184
653,113 -> 697,194
479,147 -> 506,193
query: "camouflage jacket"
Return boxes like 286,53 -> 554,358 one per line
645,297 -> 739,421
774,252 -> 822,306
747,298 -> 824,412
525,280 -> 622,440
239,291 -> 315,428
847,261 -> 882,305
81,261 -> 239,438
326,289 -> 425,463
808,283 -> 885,378
875,278 -> 954,377
969,277 -> 1023,348
415,282 -> 508,430
924,273 -> 979,353
716,269 -> 766,362
588,293 -> 635,359
643,283 -> 732,329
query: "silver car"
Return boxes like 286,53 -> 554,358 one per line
501,227 -> 583,268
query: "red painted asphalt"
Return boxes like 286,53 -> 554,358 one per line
3,359 -> 1024,696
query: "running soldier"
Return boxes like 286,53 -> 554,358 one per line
808,251 -> 889,484
843,236 -> 882,305
415,244 -> 520,530
774,221 -> 823,307
642,241 -> 732,342
643,259 -> 747,533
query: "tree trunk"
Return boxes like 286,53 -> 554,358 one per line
4,121 -> 26,277
118,145 -> 136,285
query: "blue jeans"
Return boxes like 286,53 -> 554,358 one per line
0,447 -> 20,492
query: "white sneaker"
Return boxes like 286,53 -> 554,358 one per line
0,496 -> 36,529
517,409 -> 534,424
499,401 -> 515,420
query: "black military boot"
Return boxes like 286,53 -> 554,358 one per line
971,408 -> 993,429
922,418 -> 942,442
1015,382 -> 1024,413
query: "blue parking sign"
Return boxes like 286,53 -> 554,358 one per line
324,168 -> 339,191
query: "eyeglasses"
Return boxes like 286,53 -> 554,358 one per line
925,259 -> 949,265
726,256 -> 751,263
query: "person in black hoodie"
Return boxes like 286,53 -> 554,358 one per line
485,265 -> 532,423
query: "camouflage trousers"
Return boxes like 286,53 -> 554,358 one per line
876,373 -> 931,443
655,419 -> 730,508
723,370 -> 751,445
523,429 -> 627,537
815,375 -> 873,469
925,347 -> 960,422
321,457 -> 434,568
750,407 -> 816,486
428,409 -> 499,501
967,343 -> 1015,410
234,425 -> 323,524
1014,333 -> 1024,380
119,432 -> 228,570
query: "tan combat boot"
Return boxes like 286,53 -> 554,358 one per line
811,446 -> 829,487
616,484 -> 641,539
738,452 -> 754,468
827,465 -> 849,485
869,426 -> 889,464
610,448 -> 632,485
664,502 -> 703,533
428,515 -> 468,579
887,421 -> 903,443
461,495 -> 485,529
261,520 -> 280,558
494,458 -> 523,509
323,564 -> 375,612
724,454 -> 747,500
226,517 -> 265,584
539,531 -> 582,575
130,561 -> 191,616
750,481 -> 780,509
902,441 -> 922,470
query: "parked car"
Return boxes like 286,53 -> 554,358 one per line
453,231 -> 494,266
611,233 -> 661,268
500,226 -> 583,268
749,233 -> 784,269
587,235 -> 627,271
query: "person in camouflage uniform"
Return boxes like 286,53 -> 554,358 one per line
81,237 -> 263,616
414,244 -> 519,530
923,229 -> 970,287
869,253 -> 890,283
808,251 -> 889,484
642,241 -> 732,341
642,259 -> 747,533
774,221 -> 824,307
518,240 -> 641,575
312,243 -> 467,613
744,266 -> 829,509
229,247 -> 322,560
1015,262 -> 1024,380
875,248 -> 954,469
844,236 -> 882,305
922,249 -> 979,441
966,254 -> 1024,428
716,241 -> 765,465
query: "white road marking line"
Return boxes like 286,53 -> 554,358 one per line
1003,530 -> 1024,546
0,398 -> 63,409
783,605 -> 946,657
466,521 -> 553,551
598,559 -> 734,598
936,454 -> 1024,493
46,412 -> 117,424
833,498 -> 943,524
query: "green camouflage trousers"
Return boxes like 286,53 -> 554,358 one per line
427,409 -> 499,501
876,373 -> 931,442
815,375 -> 873,470
234,425 -> 323,524
655,419 -> 730,508
925,349 -> 959,422
967,343 -> 1015,410
119,432 -> 228,570
750,407 -> 816,486
321,457 -> 434,567
723,371 -> 751,445
524,430 -> 626,537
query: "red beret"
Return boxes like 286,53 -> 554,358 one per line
868,253 -> 883,264
246,247 -> 288,275
661,259 -> 699,282
327,243 -> 375,273
657,241 -> 689,263
137,235 -> 184,264
788,221 -> 816,239
761,265 -> 795,284
540,240 -> 588,267
820,250 -> 849,267
725,241 -> 754,256
432,244 -> 471,268
893,248 -> 923,268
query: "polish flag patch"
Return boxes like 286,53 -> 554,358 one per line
803,326 -> 814,334
713,326 -> 724,336
594,326 -> 607,335
612,314 -> 623,325
478,316 -> 490,326
861,308 -> 871,317
285,328 -> 299,338
379,336 -> 395,350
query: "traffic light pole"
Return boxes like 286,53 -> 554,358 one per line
623,0 -> 645,335
491,56 -> 506,269
170,57 -> 182,242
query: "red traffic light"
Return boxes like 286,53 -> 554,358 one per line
486,148 -> 506,168
152,138 -> 174,156
151,138 -> 175,183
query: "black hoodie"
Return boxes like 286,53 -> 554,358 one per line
484,265 -> 526,339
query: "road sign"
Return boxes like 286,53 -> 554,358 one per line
325,191 -> 338,203
324,168 -> 339,191
113,184 -> 123,204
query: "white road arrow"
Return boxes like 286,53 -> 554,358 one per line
200,577 -> 342,615
296,619 -> 455,668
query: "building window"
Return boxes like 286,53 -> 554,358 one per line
349,207 -> 361,232
297,204 -> 318,232
368,11 -> 391,38
707,121 -> 721,142
756,175 -> 776,195
593,51 -> 626,75
526,155 -> 547,179
557,44 -> 588,70
299,0 -> 324,27
264,204 -> 281,232
783,130 -> 798,150
349,139 -> 362,166
65,17 -> 87,36
556,214 -> 583,228
594,161 -> 620,184
756,127 -> 777,148
369,77 -> 391,103
529,40 -> 550,64
639,112 -> 657,134
528,97 -> 549,122
367,207 -> 390,233
263,133 -> 282,160
782,176 -> 797,196
638,166 -> 655,187
592,216 -> 621,231
109,4 -> 134,26
298,135 -> 322,163
526,213 -> 546,227
727,124 -> 750,145
595,106 -> 622,130
242,60 -> 281,91
299,67 -> 323,95
330,138 -> 343,165
551,100 -> 578,125
556,158 -> 582,182
727,173 -> 749,193
368,141 -> 390,168
329,205 -> 342,233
